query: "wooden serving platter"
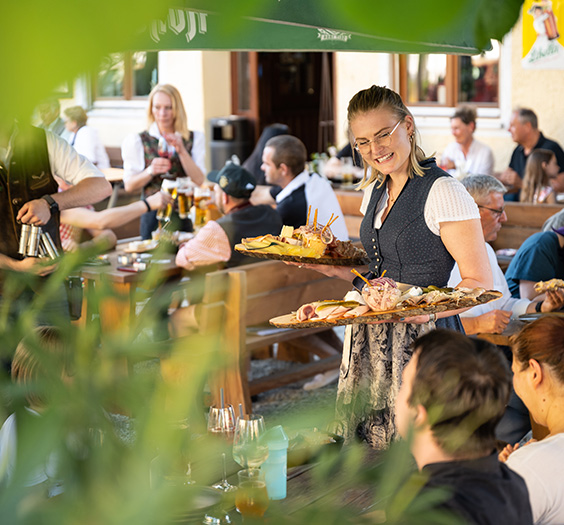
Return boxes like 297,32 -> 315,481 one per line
234,244 -> 368,266
270,290 -> 503,329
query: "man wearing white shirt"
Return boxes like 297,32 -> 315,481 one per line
448,175 -> 564,335
0,122 -> 111,326
253,134 -> 349,240
441,106 -> 494,178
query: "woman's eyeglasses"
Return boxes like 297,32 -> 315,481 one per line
354,119 -> 403,153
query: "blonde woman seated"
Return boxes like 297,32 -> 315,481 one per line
121,84 -> 206,239
500,317 -> 564,525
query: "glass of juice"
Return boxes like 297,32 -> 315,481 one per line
235,469 -> 269,518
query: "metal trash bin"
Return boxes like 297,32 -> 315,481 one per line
209,116 -> 253,170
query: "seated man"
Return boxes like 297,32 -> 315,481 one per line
505,225 -> 564,299
448,175 -> 564,335
175,163 -> 282,270
499,107 -> 564,201
252,134 -> 349,240
395,330 -> 533,524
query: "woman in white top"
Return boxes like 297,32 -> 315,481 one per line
121,84 -> 206,238
63,106 -> 110,170
441,105 -> 494,177
300,85 -> 491,449
501,317 -> 564,525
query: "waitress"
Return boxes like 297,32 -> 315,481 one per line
305,85 -> 492,449
121,84 -> 206,239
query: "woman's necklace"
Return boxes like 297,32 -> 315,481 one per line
387,183 -> 399,205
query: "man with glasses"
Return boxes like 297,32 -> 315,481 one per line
499,107 -> 564,201
448,175 -> 564,335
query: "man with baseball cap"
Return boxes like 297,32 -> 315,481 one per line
175,162 -> 282,270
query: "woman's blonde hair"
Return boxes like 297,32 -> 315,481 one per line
521,148 -> 554,203
147,84 -> 189,140
347,85 -> 428,189
63,106 -> 88,128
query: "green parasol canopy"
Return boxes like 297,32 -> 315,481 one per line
136,0 -> 524,54
1,0 -> 524,120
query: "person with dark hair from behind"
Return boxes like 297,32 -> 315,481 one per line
242,123 -> 289,185
499,107 -> 564,201
395,329 -> 533,525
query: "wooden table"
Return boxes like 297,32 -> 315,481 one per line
101,167 -> 125,209
216,449 -> 379,523
476,319 -> 526,347
79,245 -> 183,333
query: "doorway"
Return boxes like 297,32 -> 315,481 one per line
231,52 -> 334,157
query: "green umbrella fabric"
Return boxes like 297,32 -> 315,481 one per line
1,0 -> 524,121
135,0 -> 524,53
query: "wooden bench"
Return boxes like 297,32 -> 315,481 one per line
199,260 -> 352,413
490,202 -> 563,252
335,188 -> 363,239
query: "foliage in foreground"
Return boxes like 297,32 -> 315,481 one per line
0,248 -> 462,524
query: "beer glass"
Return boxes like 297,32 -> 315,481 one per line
156,179 -> 178,222
194,186 -> 211,228
176,178 -> 194,220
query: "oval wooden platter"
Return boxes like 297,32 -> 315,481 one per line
270,290 -> 503,329
234,244 -> 369,266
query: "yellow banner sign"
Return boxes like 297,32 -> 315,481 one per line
522,0 -> 564,68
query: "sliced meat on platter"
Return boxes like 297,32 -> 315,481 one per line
291,277 -> 495,323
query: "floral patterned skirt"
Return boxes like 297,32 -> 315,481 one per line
335,322 -> 430,449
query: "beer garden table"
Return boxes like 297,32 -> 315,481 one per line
78,243 -> 183,333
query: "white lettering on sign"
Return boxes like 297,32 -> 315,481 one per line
317,28 -> 351,42
150,9 -> 208,44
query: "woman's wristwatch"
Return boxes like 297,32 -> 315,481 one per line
535,301 -> 543,313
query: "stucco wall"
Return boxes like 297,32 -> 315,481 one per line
331,18 -> 564,175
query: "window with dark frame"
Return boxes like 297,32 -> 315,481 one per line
398,42 -> 500,107
94,51 -> 159,100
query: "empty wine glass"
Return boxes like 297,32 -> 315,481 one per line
232,415 -> 269,471
207,405 -> 237,493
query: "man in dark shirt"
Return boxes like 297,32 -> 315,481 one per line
500,107 -> 564,201
505,226 -> 564,299
395,330 -> 533,524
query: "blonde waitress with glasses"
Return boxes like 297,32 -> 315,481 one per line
306,86 -> 492,449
